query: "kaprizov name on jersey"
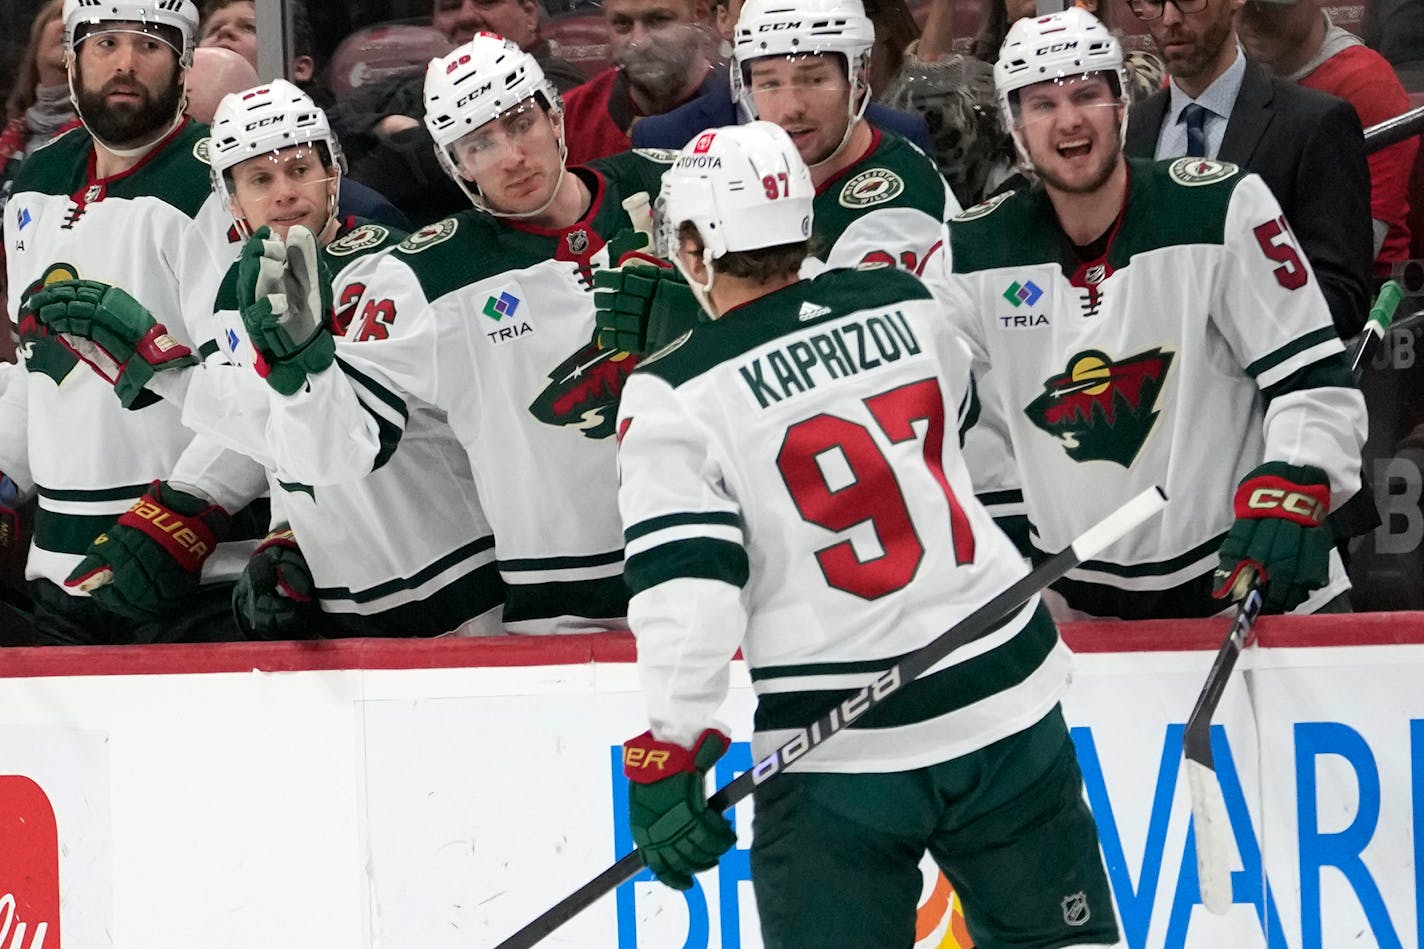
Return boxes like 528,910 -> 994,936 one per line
738,310 -> 923,408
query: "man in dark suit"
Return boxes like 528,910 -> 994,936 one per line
1123,0 -> 1372,338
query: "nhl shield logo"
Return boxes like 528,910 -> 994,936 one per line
1061,892 -> 1090,926
566,228 -> 590,255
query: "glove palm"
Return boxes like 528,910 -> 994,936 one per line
237,225 -> 336,395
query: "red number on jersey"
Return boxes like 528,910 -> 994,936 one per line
1252,216 -> 1308,290
352,298 -> 397,342
776,377 -> 976,600
332,283 -> 366,334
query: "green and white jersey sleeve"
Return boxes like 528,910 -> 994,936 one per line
618,267 -> 1063,773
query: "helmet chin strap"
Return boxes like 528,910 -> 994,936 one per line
674,249 -> 720,320
67,65 -> 188,160
808,64 -> 871,171
474,112 -> 572,222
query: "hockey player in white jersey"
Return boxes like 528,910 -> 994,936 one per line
939,8 -> 1368,619
617,122 -> 1120,949
4,0 -> 269,644
34,79 -> 505,638
235,35 -> 672,634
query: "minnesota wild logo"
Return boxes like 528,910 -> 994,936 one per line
528,338 -> 638,439
1024,348 -> 1174,467
17,263 -> 83,387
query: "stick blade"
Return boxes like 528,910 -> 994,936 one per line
1185,758 -> 1234,915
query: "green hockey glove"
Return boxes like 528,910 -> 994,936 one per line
25,278 -> 197,408
66,482 -> 231,620
233,525 -> 318,639
1213,461 -> 1333,612
594,263 -> 701,356
624,728 -> 737,890
237,225 -> 335,396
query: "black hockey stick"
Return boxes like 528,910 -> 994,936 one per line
493,485 -> 1169,949
1183,583 -> 1264,915
1187,282 -> 1403,914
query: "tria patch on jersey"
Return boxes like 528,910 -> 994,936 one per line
398,218 -> 458,253
838,169 -> 904,209
327,224 -> 390,257
1024,347 -> 1175,467
953,190 -> 1013,222
1168,157 -> 1239,187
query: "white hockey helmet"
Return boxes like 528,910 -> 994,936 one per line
730,0 -> 875,166
657,122 -> 813,310
63,0 -> 201,67
423,32 -> 566,215
994,7 -> 1127,136
209,80 -> 346,235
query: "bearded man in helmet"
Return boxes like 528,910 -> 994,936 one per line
32,78 -> 507,640
937,8 -> 1366,620
3,0 -> 272,644
615,120 -> 1121,949
237,34 -> 672,634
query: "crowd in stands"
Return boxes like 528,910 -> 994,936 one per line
0,0 -> 1419,646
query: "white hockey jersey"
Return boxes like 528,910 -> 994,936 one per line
262,152 -> 672,634
943,158 -> 1368,619
200,221 -> 503,637
618,266 -> 1064,772
1,121 -> 261,592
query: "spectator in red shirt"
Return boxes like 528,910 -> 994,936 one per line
560,0 -> 718,165
1240,0 -> 1416,277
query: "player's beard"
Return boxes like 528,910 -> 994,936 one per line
74,68 -> 184,149
1031,119 -> 1124,196
616,24 -> 707,113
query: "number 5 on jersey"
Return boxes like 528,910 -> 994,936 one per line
777,377 -> 976,600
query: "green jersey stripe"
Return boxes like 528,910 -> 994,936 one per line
316,561 -> 505,637
1244,326 -> 1339,379
1051,571 -> 1224,620
1057,531 -> 1227,579
315,535 -> 496,603
38,483 -> 149,503
34,509 -> 118,555
500,549 -> 625,572
625,537 -> 749,595
503,574 -> 629,623
752,604 -> 1057,731
624,510 -> 742,543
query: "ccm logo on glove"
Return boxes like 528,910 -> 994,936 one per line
117,497 -> 217,571
1237,478 -> 1328,526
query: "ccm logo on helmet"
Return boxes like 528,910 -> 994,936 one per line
456,83 -> 495,108
244,115 -> 282,132
1247,487 -> 1325,522
757,20 -> 802,30
1035,40 -> 1080,55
